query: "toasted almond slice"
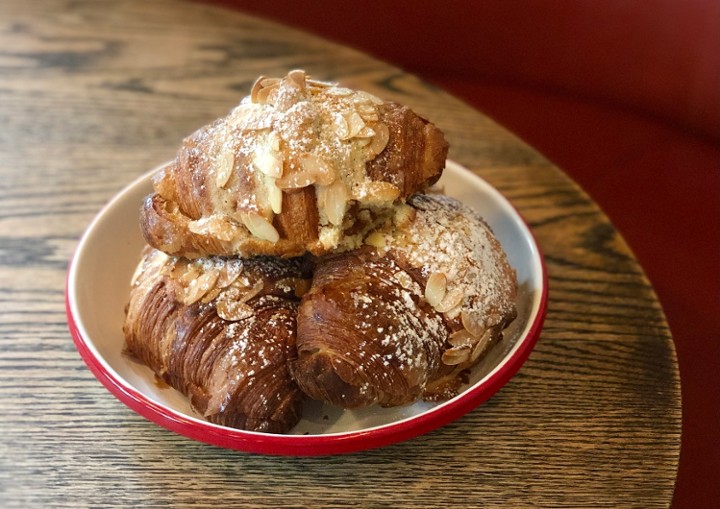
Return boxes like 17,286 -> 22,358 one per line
254,151 -> 283,178
470,330 -> 493,362
276,167 -> 315,189
325,86 -> 353,97
355,90 -> 384,105
298,153 -> 336,186
256,84 -> 277,105
286,69 -> 307,89
425,272 -> 447,309
368,123 -> 389,156
461,310 -> 485,338
266,176 -> 283,214
217,262 -> 242,289
355,126 -> 376,138
250,75 -> 266,103
188,215 -> 238,242
215,150 -> 235,189
345,111 -> 366,138
332,112 -> 349,139
183,269 -> 220,305
201,286 -> 223,304
393,270 -> 414,290
318,179 -> 349,226
448,329 -> 475,348
260,77 -> 281,87
239,279 -> 264,303
435,286 -> 465,313
241,211 -> 280,243
442,346 -> 471,366
216,299 -> 254,322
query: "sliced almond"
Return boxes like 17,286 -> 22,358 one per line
183,269 -> 220,305
266,176 -> 283,214
448,329 -> 475,348
215,150 -> 235,189
393,270 -> 414,290
470,330 -> 493,362
435,286 -> 465,313
332,112 -> 349,139
216,298 -> 254,322
325,86 -> 353,97
425,272 -> 447,309
367,123 -> 389,156
298,153 -> 336,186
317,179 -> 349,226
355,90 -> 384,105
250,75 -> 266,104
461,310 -> 485,338
187,215 -> 238,242
201,286 -> 223,304
217,262 -> 242,289
442,346 -> 471,366
345,111 -> 366,138
241,211 -> 280,243
286,70 -> 306,90
253,151 -> 283,178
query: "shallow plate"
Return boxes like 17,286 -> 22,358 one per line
66,160 -> 547,455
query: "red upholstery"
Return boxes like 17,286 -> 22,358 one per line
201,2 -> 719,506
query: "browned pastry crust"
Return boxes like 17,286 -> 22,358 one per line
123,248 -> 311,433
140,70 -> 448,259
291,194 -> 518,408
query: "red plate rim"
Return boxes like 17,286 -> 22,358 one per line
65,161 -> 548,456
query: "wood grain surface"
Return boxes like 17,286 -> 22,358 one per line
0,0 -> 680,507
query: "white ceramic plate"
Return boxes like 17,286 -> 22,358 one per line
66,160 -> 547,455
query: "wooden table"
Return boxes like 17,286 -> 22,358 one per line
0,0 -> 681,507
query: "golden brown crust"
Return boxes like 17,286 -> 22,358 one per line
123,248 -> 310,433
139,71 -> 448,259
292,195 -> 518,408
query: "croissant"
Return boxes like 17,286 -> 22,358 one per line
141,70 -> 448,259
123,248 -> 311,433
291,194 -> 518,408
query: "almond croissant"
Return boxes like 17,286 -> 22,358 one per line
123,248 -> 311,433
140,70 -> 448,259
291,194 -> 518,408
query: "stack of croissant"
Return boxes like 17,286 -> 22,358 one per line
123,70 -> 518,434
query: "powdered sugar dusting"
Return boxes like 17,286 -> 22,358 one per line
385,194 -> 517,328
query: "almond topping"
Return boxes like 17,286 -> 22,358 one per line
448,329 -> 475,348
470,330 -> 493,362
442,346 -> 471,366
188,215 -> 238,242
345,111 -> 366,139
318,179 -> 349,226
241,212 -> 280,243
434,286 -> 465,313
461,310 -> 485,338
332,112 -> 349,139
250,76 -> 266,104
216,298 -> 254,322
183,269 -> 220,305
215,150 -> 234,189
425,272 -> 447,309
253,151 -> 283,178
266,176 -> 283,214
286,69 -> 306,90
298,153 -> 336,186
368,123 -> 389,156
